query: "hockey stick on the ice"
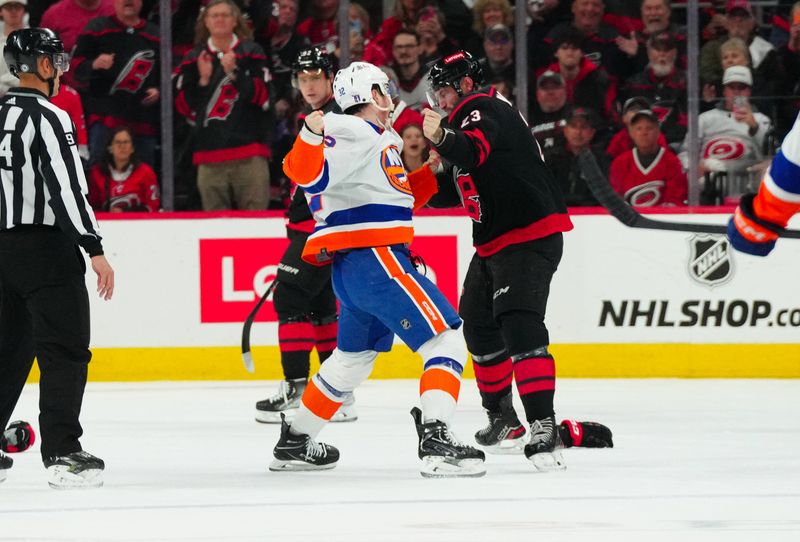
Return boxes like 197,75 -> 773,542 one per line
578,150 -> 800,238
241,279 -> 279,373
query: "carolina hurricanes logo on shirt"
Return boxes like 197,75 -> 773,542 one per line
110,50 -> 156,95
704,137 -> 746,160
205,79 -> 239,125
381,145 -> 411,195
624,180 -> 665,207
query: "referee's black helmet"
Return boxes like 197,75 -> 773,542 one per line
3,28 -> 69,78
291,47 -> 334,87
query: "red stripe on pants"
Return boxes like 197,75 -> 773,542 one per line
473,358 -> 513,393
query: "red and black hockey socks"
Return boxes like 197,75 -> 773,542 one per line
512,347 -> 556,423
472,352 -> 513,412
312,316 -> 337,364
278,320 -> 314,380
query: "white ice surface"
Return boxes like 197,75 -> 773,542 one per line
2,379 -> 800,541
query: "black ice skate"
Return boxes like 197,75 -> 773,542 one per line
269,414 -> 339,472
255,378 -> 307,423
411,407 -> 486,478
44,451 -> 105,489
524,416 -> 566,472
0,452 -> 11,484
474,395 -> 526,455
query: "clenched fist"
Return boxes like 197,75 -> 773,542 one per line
305,110 -> 325,136
422,109 -> 444,145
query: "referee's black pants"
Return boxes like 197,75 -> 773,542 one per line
0,226 -> 92,462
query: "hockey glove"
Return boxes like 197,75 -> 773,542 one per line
559,420 -> 613,448
1,420 -> 35,453
728,194 -> 784,257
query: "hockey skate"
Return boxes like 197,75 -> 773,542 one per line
474,395 -> 526,454
524,416 -> 566,472
45,451 -> 105,489
255,378 -> 307,423
330,392 -> 358,423
0,452 -> 11,483
269,414 -> 339,472
411,407 -> 486,478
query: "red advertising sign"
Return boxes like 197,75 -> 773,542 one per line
199,236 -> 460,323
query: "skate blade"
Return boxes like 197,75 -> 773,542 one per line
0,471 -> 7,484
479,438 -> 526,455
269,459 -> 337,472
420,457 -> 486,478
47,467 -> 104,489
528,450 -> 567,472
255,408 -> 297,424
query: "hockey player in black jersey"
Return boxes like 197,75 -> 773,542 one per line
423,51 -> 589,470
254,47 -> 356,424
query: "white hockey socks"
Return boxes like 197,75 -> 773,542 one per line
417,328 -> 468,424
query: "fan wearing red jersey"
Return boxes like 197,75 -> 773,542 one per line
88,126 -> 160,212
609,109 -> 687,206
50,83 -> 90,161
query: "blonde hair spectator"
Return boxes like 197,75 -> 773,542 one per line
473,0 -> 513,35
720,37 -> 751,69
195,0 -> 253,44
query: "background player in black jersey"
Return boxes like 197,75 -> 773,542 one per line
422,51 -> 611,470
254,47 -> 356,424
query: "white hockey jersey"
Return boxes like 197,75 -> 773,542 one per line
679,106 -> 772,167
284,113 -> 435,264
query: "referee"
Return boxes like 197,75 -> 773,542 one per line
0,28 -> 114,489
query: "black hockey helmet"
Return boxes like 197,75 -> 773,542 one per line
427,50 -> 484,104
3,28 -> 69,79
291,47 -> 334,87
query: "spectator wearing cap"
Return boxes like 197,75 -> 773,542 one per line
607,96 -> 669,159
621,30 -> 687,145
610,108 -> 687,206
481,23 -> 514,83
680,66 -> 772,175
775,1 -> 800,139
0,0 -> 28,95
390,29 -> 428,111
699,0 -> 781,102
540,27 -> 617,126
40,0 -> 115,57
543,107 -> 608,207
530,70 -> 571,153
541,0 -> 635,79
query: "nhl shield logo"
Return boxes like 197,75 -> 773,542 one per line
688,235 -> 734,286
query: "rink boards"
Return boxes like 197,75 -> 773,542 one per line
30,208 -> 800,381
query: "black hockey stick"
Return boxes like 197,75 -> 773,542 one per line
241,279 -> 279,373
578,150 -> 800,238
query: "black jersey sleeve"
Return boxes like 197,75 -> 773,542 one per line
433,101 -> 501,170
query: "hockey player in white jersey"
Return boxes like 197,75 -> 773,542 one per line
269,62 -> 486,478
728,112 -> 800,255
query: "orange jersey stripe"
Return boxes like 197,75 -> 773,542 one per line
301,226 -> 415,264
420,367 -> 461,401
754,181 -> 800,227
374,247 -> 449,334
283,133 -> 325,186
301,379 -> 342,420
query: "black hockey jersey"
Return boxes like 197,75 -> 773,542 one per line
174,38 -> 271,165
432,90 -> 573,256
71,16 -> 161,135
287,96 -> 341,230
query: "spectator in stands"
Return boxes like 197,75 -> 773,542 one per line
296,0 -> 338,53
379,66 -> 424,133
481,23 -> 514,83
543,0 -> 634,79
473,0 -> 512,37
775,1 -> 800,138
680,66 -> 772,174
541,27 -> 617,126
390,29 -> 428,110
529,70 -> 570,153
399,123 -> 428,171
0,0 -> 27,96
607,96 -> 668,160
40,0 -> 114,55
71,0 -> 160,167
621,31 -> 687,145
345,2 -> 372,62
51,83 -> 90,162
543,107 -> 606,207
632,0 -> 686,72
700,0 -> 781,102
257,0 -> 307,116
88,126 -> 160,212
416,5 -> 459,64
610,109 -> 687,206
702,37 -> 749,108
174,0 -> 271,211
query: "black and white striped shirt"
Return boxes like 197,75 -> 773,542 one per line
0,87 -> 103,256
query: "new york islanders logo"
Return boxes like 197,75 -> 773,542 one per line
110,50 -> 156,95
381,145 -> 411,195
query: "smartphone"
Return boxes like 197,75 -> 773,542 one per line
349,18 -> 362,35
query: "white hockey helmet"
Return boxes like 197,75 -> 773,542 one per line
333,62 -> 392,112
